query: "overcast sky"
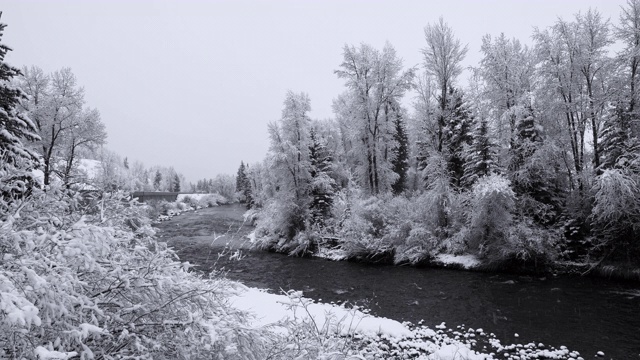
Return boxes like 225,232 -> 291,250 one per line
1,0 -> 628,183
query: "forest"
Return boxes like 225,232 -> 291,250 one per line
240,4 -> 640,273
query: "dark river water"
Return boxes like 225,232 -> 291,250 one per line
156,205 -> 640,360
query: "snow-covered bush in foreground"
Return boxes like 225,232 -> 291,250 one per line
0,188 -> 269,359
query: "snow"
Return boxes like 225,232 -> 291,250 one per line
230,283 -> 587,359
77,159 -> 101,179
315,246 -> 348,261
31,169 -> 44,186
246,231 -> 257,244
231,285 -> 412,339
34,347 -> 78,360
435,254 -> 481,269
428,344 -> 490,360
177,193 -> 211,201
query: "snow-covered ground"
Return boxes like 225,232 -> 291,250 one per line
231,284 -> 587,360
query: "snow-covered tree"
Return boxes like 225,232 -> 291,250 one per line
466,174 -> 515,256
308,128 -> 336,226
617,0 -> 640,139
422,17 -> 468,154
59,107 -> 106,187
591,168 -> 640,259
172,172 -> 180,192
334,42 -> 414,195
478,33 -> 534,146
391,111 -> 409,194
236,161 -> 253,206
599,103 -> 640,171
257,91 -> 314,244
442,88 -> 474,188
268,91 -> 312,201
533,10 -> 612,184
153,169 -> 162,190
18,67 -> 85,185
0,15 -> 41,215
462,117 -> 498,187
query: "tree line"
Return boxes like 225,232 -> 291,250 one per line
246,3 -> 640,268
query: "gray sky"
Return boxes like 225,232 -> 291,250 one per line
2,0 -> 628,183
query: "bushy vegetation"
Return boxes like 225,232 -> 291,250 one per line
0,183 -> 277,359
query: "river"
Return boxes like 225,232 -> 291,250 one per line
155,204 -> 640,359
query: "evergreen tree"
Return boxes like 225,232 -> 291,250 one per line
153,170 -> 162,191
236,161 -> 253,205
236,161 -> 247,193
0,14 -> 41,214
241,165 -> 253,209
442,88 -> 473,188
308,129 -> 336,226
123,157 -> 129,169
462,117 -> 497,187
172,173 -> 181,192
599,103 -> 640,172
416,88 -> 472,189
391,112 -> 409,195
508,105 -> 561,224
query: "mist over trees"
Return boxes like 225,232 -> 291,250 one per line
248,3 -> 640,268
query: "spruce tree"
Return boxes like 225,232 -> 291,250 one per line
236,162 -> 245,192
599,104 -> 640,172
172,173 -> 180,192
308,129 -> 335,226
391,112 -> 409,195
242,166 -> 253,209
236,161 -> 251,204
0,14 -> 41,214
508,105 -> 561,224
462,117 -> 497,187
442,87 -> 473,188
153,170 -> 162,191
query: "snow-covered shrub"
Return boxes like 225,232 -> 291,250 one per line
254,196 -> 308,253
198,193 -> 227,208
157,199 -> 178,215
0,188 -> 271,359
262,290 -> 364,359
466,174 -> 515,257
243,208 -> 260,226
590,168 -> 640,259
392,180 -> 468,264
179,194 -> 199,208
338,196 -> 395,262
497,220 -> 559,267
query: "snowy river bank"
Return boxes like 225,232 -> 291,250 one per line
155,204 -> 640,359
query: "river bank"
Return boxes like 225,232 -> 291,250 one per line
153,204 -> 640,359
